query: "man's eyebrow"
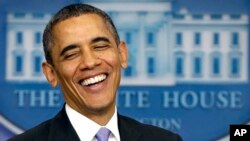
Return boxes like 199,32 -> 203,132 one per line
60,44 -> 78,56
91,37 -> 111,44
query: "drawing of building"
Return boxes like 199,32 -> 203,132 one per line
171,8 -> 248,84
6,13 -> 51,82
5,0 -> 249,85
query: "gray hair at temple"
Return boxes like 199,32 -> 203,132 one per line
43,3 -> 120,65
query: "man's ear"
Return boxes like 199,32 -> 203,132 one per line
118,41 -> 128,69
42,62 -> 58,87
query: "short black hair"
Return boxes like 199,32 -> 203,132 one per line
43,3 -> 120,64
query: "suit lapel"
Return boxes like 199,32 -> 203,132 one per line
47,106 -> 80,141
118,114 -> 142,141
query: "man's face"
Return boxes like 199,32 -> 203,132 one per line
43,14 -> 128,116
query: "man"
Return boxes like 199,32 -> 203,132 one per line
8,3 -> 182,141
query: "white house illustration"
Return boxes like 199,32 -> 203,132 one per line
6,13 -> 51,82
5,0 -> 249,85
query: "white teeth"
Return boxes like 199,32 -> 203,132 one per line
81,74 -> 107,86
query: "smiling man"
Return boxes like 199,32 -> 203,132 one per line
8,3 -> 182,141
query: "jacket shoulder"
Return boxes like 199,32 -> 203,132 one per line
119,115 -> 182,141
139,122 -> 183,141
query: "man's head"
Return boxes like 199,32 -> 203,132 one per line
42,3 -> 128,125
43,3 -> 120,65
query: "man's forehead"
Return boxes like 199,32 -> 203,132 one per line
52,14 -> 107,36
50,13 -> 116,47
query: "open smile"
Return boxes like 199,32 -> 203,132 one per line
80,74 -> 107,86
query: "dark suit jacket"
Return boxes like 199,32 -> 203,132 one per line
8,107 -> 182,141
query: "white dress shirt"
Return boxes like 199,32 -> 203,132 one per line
65,104 -> 120,141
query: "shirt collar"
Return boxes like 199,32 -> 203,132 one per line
106,107 -> 120,141
65,104 -> 120,141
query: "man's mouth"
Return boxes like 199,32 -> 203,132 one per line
80,74 -> 107,86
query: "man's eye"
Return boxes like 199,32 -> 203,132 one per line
64,52 -> 79,60
94,45 -> 109,50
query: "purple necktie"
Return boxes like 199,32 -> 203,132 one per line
95,127 -> 111,141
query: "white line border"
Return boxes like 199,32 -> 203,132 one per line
0,115 -> 23,134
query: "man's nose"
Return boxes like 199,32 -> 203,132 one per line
78,50 -> 101,69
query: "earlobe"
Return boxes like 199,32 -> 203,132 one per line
42,62 -> 58,87
118,41 -> 128,69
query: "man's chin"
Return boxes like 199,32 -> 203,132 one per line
87,103 -> 114,115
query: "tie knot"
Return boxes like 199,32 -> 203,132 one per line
95,127 -> 111,141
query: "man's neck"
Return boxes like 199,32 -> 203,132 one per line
68,102 -> 116,126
